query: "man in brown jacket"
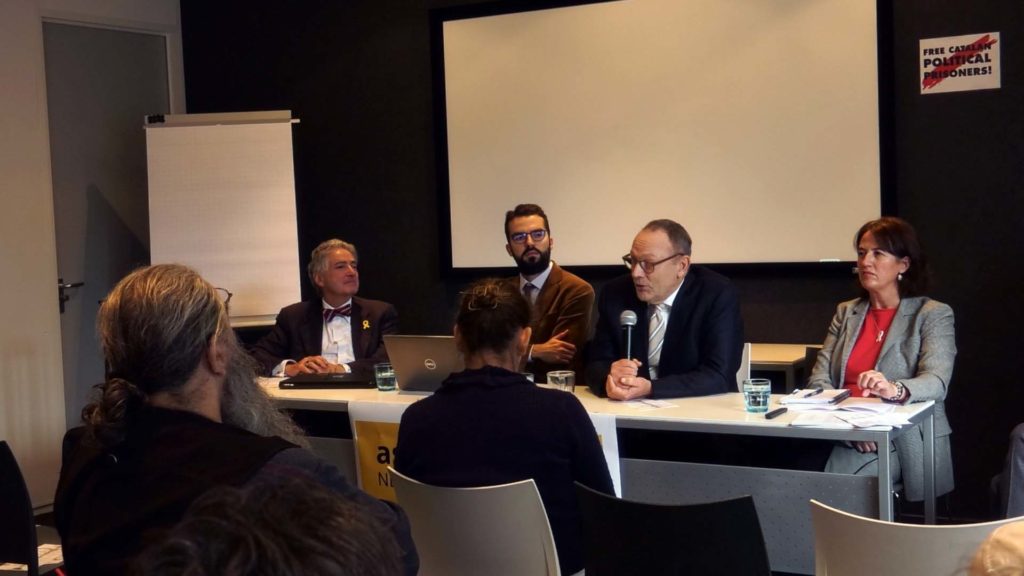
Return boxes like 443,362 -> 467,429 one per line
503,204 -> 594,383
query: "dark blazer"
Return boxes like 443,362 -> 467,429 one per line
251,297 -> 398,377
585,265 -> 743,399
504,262 -> 595,382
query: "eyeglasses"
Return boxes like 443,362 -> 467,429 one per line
622,253 -> 684,274
509,229 -> 548,244
215,287 -> 233,309
211,288 -> 233,338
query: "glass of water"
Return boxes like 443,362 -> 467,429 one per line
374,362 -> 397,391
547,370 -> 575,393
742,378 -> 772,413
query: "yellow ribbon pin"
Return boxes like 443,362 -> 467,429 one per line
362,320 -> 370,330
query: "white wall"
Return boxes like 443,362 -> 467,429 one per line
0,0 -> 183,508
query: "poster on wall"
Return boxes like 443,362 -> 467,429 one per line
920,32 -> 1000,94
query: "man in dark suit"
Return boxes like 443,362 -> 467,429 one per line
252,239 -> 397,377
586,219 -> 743,399
502,204 -> 594,383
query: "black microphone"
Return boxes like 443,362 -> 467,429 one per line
619,310 -> 637,359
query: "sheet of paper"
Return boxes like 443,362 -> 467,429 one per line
615,398 -> 677,411
790,412 -> 855,429
787,400 -> 896,414
0,543 -> 63,571
835,412 -> 911,428
640,399 -> 677,408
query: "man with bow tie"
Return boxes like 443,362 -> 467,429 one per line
253,238 -> 398,377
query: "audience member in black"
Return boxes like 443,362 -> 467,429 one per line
134,477 -> 403,576
53,264 -> 417,575
395,278 -> 614,575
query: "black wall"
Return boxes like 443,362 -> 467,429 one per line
180,0 -> 1023,519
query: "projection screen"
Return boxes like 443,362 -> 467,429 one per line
436,0 -> 882,267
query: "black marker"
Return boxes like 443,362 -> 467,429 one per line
765,407 -> 788,420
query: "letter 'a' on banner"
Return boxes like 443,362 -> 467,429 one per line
920,32 -> 1001,95
349,401 -> 411,502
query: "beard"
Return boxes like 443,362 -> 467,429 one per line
221,344 -> 309,449
514,246 -> 551,276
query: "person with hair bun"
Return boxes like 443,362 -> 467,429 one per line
54,264 -> 417,575
395,278 -> 613,575
808,217 -> 956,501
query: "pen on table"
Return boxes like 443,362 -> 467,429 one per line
802,387 -> 824,398
765,407 -> 788,420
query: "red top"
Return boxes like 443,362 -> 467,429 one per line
842,307 -> 898,394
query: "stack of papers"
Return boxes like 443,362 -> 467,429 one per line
787,397 -> 913,429
788,398 -> 895,414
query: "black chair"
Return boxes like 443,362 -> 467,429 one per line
0,441 -> 61,576
0,441 -> 41,575
575,483 -> 771,576
803,345 -> 822,386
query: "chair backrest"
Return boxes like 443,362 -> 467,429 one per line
804,345 -> 822,387
575,482 -> 770,576
810,499 -> 1023,576
0,441 -> 40,576
389,467 -> 560,576
735,342 -> 752,391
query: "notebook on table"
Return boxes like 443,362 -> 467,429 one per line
278,372 -> 374,389
384,335 -> 462,393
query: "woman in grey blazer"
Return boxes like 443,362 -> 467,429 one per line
809,217 -> 955,501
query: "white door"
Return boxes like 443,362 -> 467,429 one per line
43,22 -> 170,426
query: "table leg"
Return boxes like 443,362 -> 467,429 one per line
878,431 -> 893,521
924,413 -> 936,524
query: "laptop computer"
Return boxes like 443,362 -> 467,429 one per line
278,372 -> 374,389
384,335 -> 463,393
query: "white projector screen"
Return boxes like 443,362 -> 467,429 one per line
439,0 -> 882,267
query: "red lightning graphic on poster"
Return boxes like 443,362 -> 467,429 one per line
922,34 -> 998,90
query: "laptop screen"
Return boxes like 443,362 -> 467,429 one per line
383,335 -> 463,393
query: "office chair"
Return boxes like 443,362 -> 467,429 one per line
810,499 -> 1022,576
389,467 -> 560,576
735,342 -> 751,392
803,345 -> 822,386
575,482 -> 771,576
0,440 -> 60,576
